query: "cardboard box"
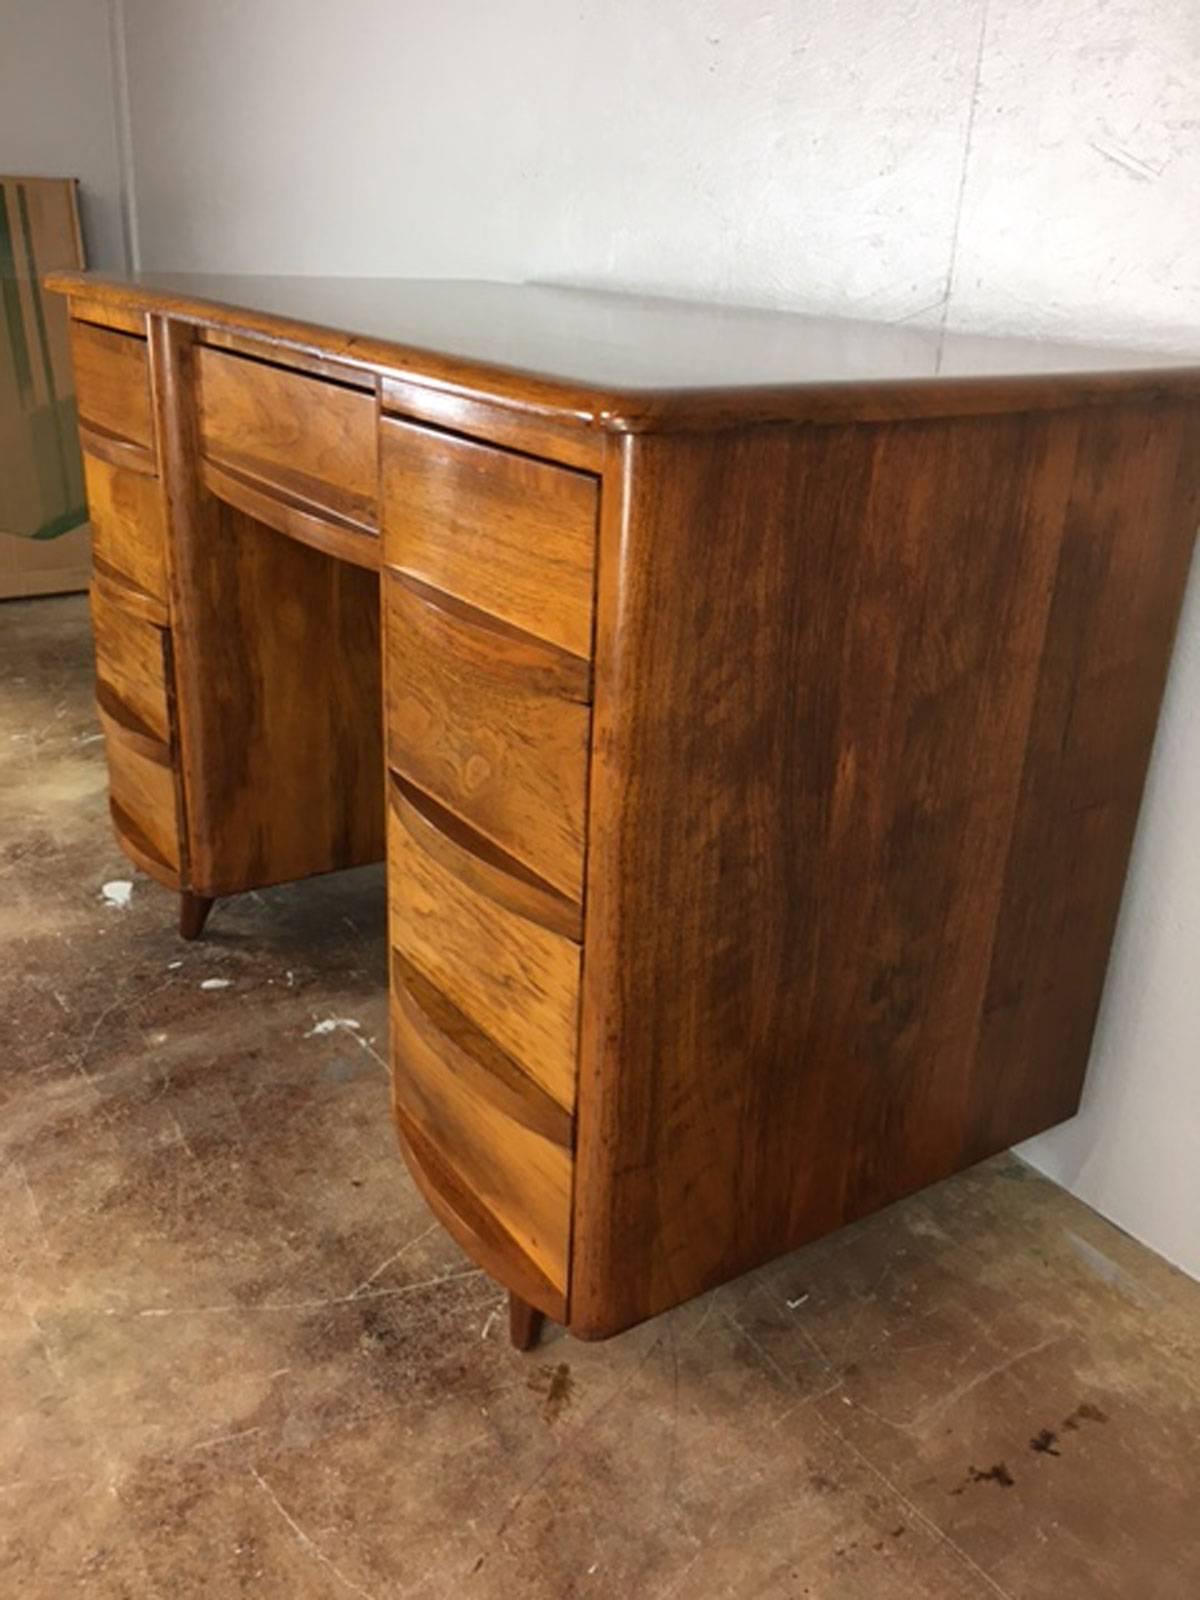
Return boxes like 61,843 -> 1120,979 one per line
0,174 -> 90,598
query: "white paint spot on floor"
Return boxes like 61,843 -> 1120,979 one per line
304,1017 -> 362,1038
787,1294 -> 810,1309
101,881 -> 133,909
167,960 -> 183,970
199,978 -> 231,991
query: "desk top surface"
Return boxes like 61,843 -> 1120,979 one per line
48,272 -> 1200,430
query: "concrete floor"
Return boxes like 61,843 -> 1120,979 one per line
3,594 -> 1200,1600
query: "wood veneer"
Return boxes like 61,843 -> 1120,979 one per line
49,271 -> 1200,1349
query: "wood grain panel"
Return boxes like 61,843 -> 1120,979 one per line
89,580 -> 171,743
70,319 -> 154,450
83,453 -> 168,603
152,320 -> 385,898
384,571 -> 590,900
572,407 -> 1200,1338
388,780 -> 580,1111
391,956 -> 573,1296
196,344 -> 377,526
380,416 -> 597,658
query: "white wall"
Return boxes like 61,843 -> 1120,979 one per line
116,1 -> 1200,1276
1,0 -> 132,271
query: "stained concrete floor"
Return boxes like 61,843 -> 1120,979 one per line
3,593 -> 1200,1600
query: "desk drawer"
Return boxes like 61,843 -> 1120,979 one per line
102,717 -> 182,881
380,417 -> 597,659
387,776 -> 580,1113
391,951 -> 573,1312
196,345 -> 377,527
90,574 -> 182,882
90,577 -> 172,744
384,571 -> 589,902
70,320 -> 154,452
83,454 -> 167,605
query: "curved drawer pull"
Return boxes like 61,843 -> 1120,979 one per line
78,421 -> 156,479
200,457 -> 380,571
389,772 -> 583,941
388,569 -> 591,704
392,949 -> 574,1146
109,798 -> 181,888
95,681 -> 172,767
91,557 -> 169,629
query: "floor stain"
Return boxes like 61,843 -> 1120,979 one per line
1063,1400 -> 1109,1430
527,1360 -> 574,1422
953,1463 -> 1016,1494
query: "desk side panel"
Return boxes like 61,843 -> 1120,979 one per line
571,404 -> 1200,1339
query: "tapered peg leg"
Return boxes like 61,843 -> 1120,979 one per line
179,891 -> 215,941
509,1292 -> 545,1352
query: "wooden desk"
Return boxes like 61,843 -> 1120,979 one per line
46,272 -> 1200,1348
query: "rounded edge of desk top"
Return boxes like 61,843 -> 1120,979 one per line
46,270 -> 1200,436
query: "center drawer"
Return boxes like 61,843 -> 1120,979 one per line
195,345 -> 378,527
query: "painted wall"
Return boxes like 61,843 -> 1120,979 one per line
116,2 -> 1200,1276
1,0 -> 131,272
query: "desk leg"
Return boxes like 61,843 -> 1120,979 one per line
179,892 -> 214,941
508,1293 -> 545,1352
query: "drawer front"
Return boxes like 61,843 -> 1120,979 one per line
196,345 -> 377,526
83,453 -> 167,604
104,728 -> 181,880
90,579 -> 171,743
70,320 -> 154,451
384,572 -> 589,901
391,952 -> 573,1307
388,777 -> 580,1112
380,416 -> 597,659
